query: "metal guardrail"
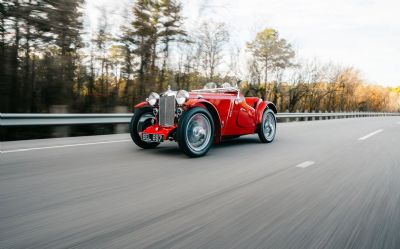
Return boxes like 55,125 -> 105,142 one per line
277,112 -> 397,119
1,112 -> 399,126
0,113 -> 133,126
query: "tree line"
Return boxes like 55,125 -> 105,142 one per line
1,0 -> 399,114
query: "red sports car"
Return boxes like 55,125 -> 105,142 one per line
130,82 -> 277,157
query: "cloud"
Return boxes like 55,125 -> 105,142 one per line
85,0 -> 400,86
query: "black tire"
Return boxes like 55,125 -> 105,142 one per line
130,107 -> 160,149
258,109 -> 276,143
177,107 -> 214,157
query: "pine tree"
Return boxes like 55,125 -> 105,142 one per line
158,0 -> 187,90
247,28 -> 295,101
129,0 -> 159,98
44,0 -> 84,106
124,0 -> 187,99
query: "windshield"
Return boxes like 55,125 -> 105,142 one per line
204,82 -> 218,90
192,82 -> 238,93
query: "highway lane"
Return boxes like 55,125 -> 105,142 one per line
1,117 -> 400,249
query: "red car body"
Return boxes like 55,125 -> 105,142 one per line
134,89 -> 277,144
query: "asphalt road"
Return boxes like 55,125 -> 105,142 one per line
1,117 -> 400,249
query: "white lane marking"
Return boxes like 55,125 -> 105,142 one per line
296,161 -> 315,168
0,139 -> 131,154
358,129 -> 383,140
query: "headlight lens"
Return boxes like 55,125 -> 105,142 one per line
176,90 -> 189,105
147,92 -> 159,106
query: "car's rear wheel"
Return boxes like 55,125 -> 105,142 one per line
177,107 -> 214,157
258,109 -> 276,143
130,107 -> 159,149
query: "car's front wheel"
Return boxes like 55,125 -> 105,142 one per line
258,109 -> 276,143
177,107 -> 214,157
130,107 -> 159,149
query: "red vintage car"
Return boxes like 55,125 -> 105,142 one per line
130,82 -> 277,157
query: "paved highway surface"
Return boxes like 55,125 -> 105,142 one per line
1,117 -> 400,249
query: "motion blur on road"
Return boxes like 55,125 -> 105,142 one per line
1,117 -> 400,249
2,0 -> 400,247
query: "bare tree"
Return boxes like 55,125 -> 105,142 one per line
197,21 -> 229,81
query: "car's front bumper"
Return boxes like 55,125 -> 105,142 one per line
141,125 -> 177,142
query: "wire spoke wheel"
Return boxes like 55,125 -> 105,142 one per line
263,112 -> 276,140
178,107 -> 214,157
185,113 -> 212,152
258,109 -> 276,143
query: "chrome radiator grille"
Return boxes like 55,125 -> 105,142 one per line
159,95 -> 175,126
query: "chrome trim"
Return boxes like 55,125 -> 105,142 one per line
191,87 -> 239,93
159,95 -> 176,127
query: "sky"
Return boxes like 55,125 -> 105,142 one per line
84,0 -> 400,87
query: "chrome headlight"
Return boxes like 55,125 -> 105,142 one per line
176,90 -> 189,105
147,92 -> 160,106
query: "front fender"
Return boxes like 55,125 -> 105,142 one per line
184,99 -> 222,143
134,101 -> 150,109
256,101 -> 277,124
184,99 -> 207,109
184,99 -> 222,125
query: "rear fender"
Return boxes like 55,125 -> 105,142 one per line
256,101 -> 277,124
184,99 -> 222,143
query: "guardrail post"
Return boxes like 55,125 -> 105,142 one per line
114,106 -> 129,133
312,110 -> 315,121
50,105 -> 70,137
285,110 -> 290,123
296,110 -> 299,122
